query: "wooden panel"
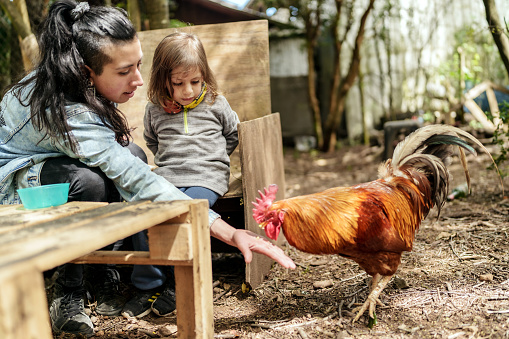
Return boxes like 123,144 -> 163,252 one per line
148,222 -> 193,261
238,113 -> 286,287
0,263 -> 52,339
119,20 -> 271,165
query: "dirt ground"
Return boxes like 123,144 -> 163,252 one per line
53,128 -> 509,339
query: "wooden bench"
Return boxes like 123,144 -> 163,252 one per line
0,200 -> 212,339
119,20 -> 286,288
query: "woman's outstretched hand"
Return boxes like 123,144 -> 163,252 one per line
232,229 -> 296,269
210,218 -> 296,269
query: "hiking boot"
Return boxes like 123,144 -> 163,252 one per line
121,286 -> 163,318
93,268 -> 125,316
49,283 -> 94,337
151,284 -> 176,317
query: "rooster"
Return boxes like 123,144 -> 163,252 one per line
253,125 -> 502,326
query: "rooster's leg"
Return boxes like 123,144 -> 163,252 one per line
352,274 -> 393,323
368,274 -> 385,306
351,274 -> 383,315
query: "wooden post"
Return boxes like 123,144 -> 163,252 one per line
0,264 -> 52,339
485,86 -> 501,126
238,113 -> 286,287
174,200 -> 213,338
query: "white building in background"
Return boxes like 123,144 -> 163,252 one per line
266,0 -> 509,144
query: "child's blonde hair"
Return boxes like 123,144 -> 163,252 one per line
148,32 -> 219,107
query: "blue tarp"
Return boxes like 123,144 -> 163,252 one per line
464,82 -> 509,113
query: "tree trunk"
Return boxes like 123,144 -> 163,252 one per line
383,15 -> 394,121
128,0 -> 142,31
326,0 -> 344,152
359,66 -> 369,146
306,39 -> 323,149
323,0 -> 376,152
482,0 -> 509,78
300,0 -> 324,150
373,25 -> 387,122
19,34 -> 38,70
0,0 -> 39,70
144,0 -> 169,30
0,0 -> 31,38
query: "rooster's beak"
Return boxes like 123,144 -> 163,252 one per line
258,222 -> 267,229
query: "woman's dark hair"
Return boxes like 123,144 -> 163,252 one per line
12,0 -> 137,151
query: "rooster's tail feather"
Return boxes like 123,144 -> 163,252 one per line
388,124 -> 502,214
391,125 -> 480,166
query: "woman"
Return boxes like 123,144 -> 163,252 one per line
0,1 -> 294,336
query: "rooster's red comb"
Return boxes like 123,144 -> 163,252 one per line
252,184 -> 278,222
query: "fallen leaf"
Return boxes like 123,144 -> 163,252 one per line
437,232 -> 453,240
479,273 -> 494,282
159,324 -> 177,336
313,280 -> 333,289
310,258 -> 329,266
241,282 -> 252,293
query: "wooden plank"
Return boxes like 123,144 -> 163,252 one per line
0,204 -> 21,211
175,200 -> 213,338
464,98 -> 496,132
0,263 -> 52,339
188,201 -> 213,338
0,200 -> 196,272
464,81 -> 491,100
118,20 -> 271,165
225,148 -> 242,197
72,250 -> 193,266
175,266 -> 195,338
238,113 -> 286,287
0,201 -> 143,246
486,86 -> 501,127
486,86 -> 500,115
0,201 -> 107,233
223,174 -> 243,198
148,222 -> 193,261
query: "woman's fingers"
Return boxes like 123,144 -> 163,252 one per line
233,230 -> 296,269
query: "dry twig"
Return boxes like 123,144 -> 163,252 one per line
297,327 -> 309,339
449,240 -> 462,261
214,288 -> 232,302
214,334 -> 239,338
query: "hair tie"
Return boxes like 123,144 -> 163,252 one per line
71,2 -> 90,21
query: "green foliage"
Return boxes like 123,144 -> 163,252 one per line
422,111 -> 435,123
169,19 -> 189,28
486,101 -> 509,177
0,10 -> 11,94
437,25 -> 509,95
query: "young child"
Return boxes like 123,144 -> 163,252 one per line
144,31 -> 240,208
122,32 -> 241,319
